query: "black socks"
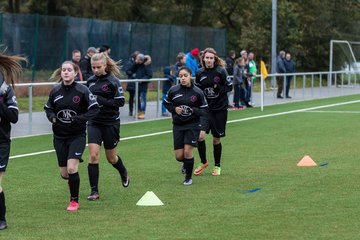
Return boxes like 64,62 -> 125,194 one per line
68,172 -> 80,202
112,155 -> 127,177
88,163 -> 99,193
197,140 -> 207,164
183,157 -> 194,180
213,143 -> 222,167
0,191 -> 5,222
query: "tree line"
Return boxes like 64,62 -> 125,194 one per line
2,0 -> 360,71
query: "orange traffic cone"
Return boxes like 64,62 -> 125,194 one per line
297,155 -> 317,167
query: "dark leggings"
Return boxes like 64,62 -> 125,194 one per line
128,90 -> 135,114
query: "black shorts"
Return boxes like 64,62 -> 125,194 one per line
173,125 -> 200,150
53,135 -> 86,167
88,123 -> 120,149
0,143 -> 10,172
206,110 -> 228,138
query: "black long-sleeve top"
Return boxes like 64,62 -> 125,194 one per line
87,73 -> 125,125
195,65 -> 232,111
163,83 -> 208,131
0,74 -> 18,143
44,81 -> 99,138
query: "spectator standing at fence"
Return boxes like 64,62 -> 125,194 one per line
86,52 -> 130,201
174,52 -> 186,78
71,50 -> 83,81
161,66 -> 176,117
247,52 -> 257,105
194,47 -> 232,176
276,50 -> 286,98
240,50 -> 253,106
163,66 -> 209,185
185,48 -> 199,76
0,52 -> 26,229
225,50 -> 236,76
80,47 -> 97,81
284,52 -> 296,98
232,57 -> 247,109
44,61 -> 99,211
124,51 -> 139,116
126,53 -> 153,120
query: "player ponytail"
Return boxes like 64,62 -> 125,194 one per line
0,51 -> 27,88
50,61 -> 78,83
91,52 -> 122,78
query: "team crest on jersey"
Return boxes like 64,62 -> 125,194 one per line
101,84 -> 109,92
214,76 -> 221,84
72,96 -> 80,103
204,87 -> 218,99
180,105 -> 193,117
89,93 -> 96,101
190,95 -> 197,102
57,109 -> 76,123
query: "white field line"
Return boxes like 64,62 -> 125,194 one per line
304,110 -> 360,114
10,100 -> 360,159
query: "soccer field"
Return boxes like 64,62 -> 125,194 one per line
3,94 -> 360,239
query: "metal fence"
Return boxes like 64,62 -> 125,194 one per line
13,70 -> 360,127
0,12 -> 226,81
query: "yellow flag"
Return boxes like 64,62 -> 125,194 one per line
260,60 -> 268,80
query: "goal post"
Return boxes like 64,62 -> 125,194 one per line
329,40 -> 360,85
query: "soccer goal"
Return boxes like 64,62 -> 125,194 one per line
329,40 -> 360,86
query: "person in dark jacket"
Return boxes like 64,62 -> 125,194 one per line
225,50 -> 236,76
174,52 -> 186,78
284,52 -> 296,98
126,53 -> 153,119
44,61 -> 99,211
71,50 -> 83,81
86,52 -> 130,201
163,66 -> 208,185
161,66 -> 176,116
79,47 -> 97,81
276,50 -> 286,98
232,57 -> 249,109
124,51 -> 139,116
0,52 -> 26,230
194,48 -> 232,176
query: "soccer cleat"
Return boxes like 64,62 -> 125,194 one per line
183,178 -> 193,186
66,200 -> 79,211
87,191 -> 100,201
212,166 -> 221,176
0,221 -> 7,230
194,161 -> 209,176
121,174 -> 130,188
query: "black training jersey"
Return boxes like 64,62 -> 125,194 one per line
87,73 -> 125,125
163,83 -> 208,130
44,81 -> 99,138
195,65 -> 232,111
0,74 -> 18,143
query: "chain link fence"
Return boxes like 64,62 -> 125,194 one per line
0,12 -> 226,82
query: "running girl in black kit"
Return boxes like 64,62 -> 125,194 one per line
0,52 -> 26,229
194,48 -> 232,176
163,66 -> 208,185
44,61 -> 99,211
87,52 -> 129,200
